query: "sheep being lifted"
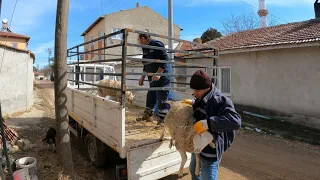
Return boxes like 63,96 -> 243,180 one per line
97,79 -> 135,105
159,100 -> 215,178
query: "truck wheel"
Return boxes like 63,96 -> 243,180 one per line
85,133 -> 107,168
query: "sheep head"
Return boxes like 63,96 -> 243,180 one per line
125,91 -> 135,105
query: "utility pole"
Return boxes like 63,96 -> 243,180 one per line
168,0 -> 174,89
46,48 -> 52,67
53,0 -> 75,179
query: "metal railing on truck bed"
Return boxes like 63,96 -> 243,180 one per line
67,28 -> 220,108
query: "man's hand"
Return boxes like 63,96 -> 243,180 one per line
139,76 -> 145,86
194,120 -> 209,135
152,76 -> 161,81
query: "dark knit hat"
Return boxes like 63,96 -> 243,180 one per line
190,70 -> 212,90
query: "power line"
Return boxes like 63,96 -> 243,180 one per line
0,0 -> 2,20
0,0 -> 19,73
236,0 -> 289,24
67,0 -> 129,37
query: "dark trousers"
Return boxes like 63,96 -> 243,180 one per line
146,82 -> 170,121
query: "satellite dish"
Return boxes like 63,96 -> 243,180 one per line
2,19 -> 8,24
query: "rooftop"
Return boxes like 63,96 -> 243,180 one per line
81,6 -> 183,36
208,19 -> 320,51
0,31 -> 30,42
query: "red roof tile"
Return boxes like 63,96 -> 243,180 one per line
0,123 -> 19,148
208,19 -> 320,51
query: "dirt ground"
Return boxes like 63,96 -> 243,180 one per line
5,80 -> 320,180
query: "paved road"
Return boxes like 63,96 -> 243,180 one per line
35,80 -> 320,180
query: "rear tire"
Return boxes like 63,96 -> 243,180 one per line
85,133 -> 107,168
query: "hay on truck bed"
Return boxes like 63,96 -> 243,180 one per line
83,89 -> 168,147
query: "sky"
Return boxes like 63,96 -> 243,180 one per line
1,0 -> 316,69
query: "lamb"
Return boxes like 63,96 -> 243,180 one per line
159,100 -> 215,178
97,79 -> 135,105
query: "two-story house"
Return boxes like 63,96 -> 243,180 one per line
81,3 -> 182,61
0,19 -> 30,50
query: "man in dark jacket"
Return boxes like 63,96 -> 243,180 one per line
136,33 -> 171,124
188,70 -> 241,180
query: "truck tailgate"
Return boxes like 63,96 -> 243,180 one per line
127,140 -> 191,180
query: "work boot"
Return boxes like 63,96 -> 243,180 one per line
154,117 -> 164,129
136,109 -> 154,122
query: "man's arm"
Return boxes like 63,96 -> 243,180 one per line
154,41 -> 168,70
156,67 -> 165,73
207,96 -> 241,132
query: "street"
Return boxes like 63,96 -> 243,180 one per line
9,80 -> 320,180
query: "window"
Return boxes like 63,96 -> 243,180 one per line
111,28 -> 123,40
91,36 -> 94,46
98,54 -> 102,63
217,67 -> 231,95
98,31 -> 103,41
81,67 -> 104,81
67,66 -> 75,85
12,43 -> 17,48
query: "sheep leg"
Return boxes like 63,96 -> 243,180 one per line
195,153 -> 201,177
178,149 -> 187,178
169,138 -> 175,149
159,124 -> 166,141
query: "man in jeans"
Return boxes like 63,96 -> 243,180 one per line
188,70 -> 241,180
136,33 -> 171,125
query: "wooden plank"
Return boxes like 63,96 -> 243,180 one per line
71,89 -> 74,111
95,120 -> 118,139
73,106 -> 92,124
119,108 -> 126,158
127,140 -> 191,180
69,124 -> 78,137
73,93 -> 93,115
67,87 -> 125,156
92,93 -> 121,109
95,104 -> 121,128
69,110 -> 120,152
92,97 -> 96,127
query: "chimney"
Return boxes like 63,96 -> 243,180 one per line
136,2 -> 139,8
2,19 -> 8,31
257,0 -> 268,28
315,0 -> 320,19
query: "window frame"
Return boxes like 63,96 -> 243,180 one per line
111,28 -> 123,40
12,43 -> 17,48
217,66 -> 231,96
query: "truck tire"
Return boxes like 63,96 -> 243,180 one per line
85,133 -> 107,168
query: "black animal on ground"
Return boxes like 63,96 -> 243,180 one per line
42,127 -> 56,147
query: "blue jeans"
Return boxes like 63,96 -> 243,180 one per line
189,153 -> 219,180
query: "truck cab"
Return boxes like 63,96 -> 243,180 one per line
67,63 -> 116,89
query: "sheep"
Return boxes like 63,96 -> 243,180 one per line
159,100 -> 215,178
97,79 -> 135,105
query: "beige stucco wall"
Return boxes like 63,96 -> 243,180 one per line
83,7 -> 181,61
217,46 -> 320,128
83,19 -> 105,61
0,37 -> 27,50
0,47 -> 34,115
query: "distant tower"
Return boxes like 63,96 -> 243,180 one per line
258,0 -> 268,28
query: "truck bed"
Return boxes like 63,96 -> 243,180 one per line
67,88 -> 169,152
66,87 -> 191,180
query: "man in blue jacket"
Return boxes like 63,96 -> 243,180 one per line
188,70 -> 241,180
136,33 -> 171,125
